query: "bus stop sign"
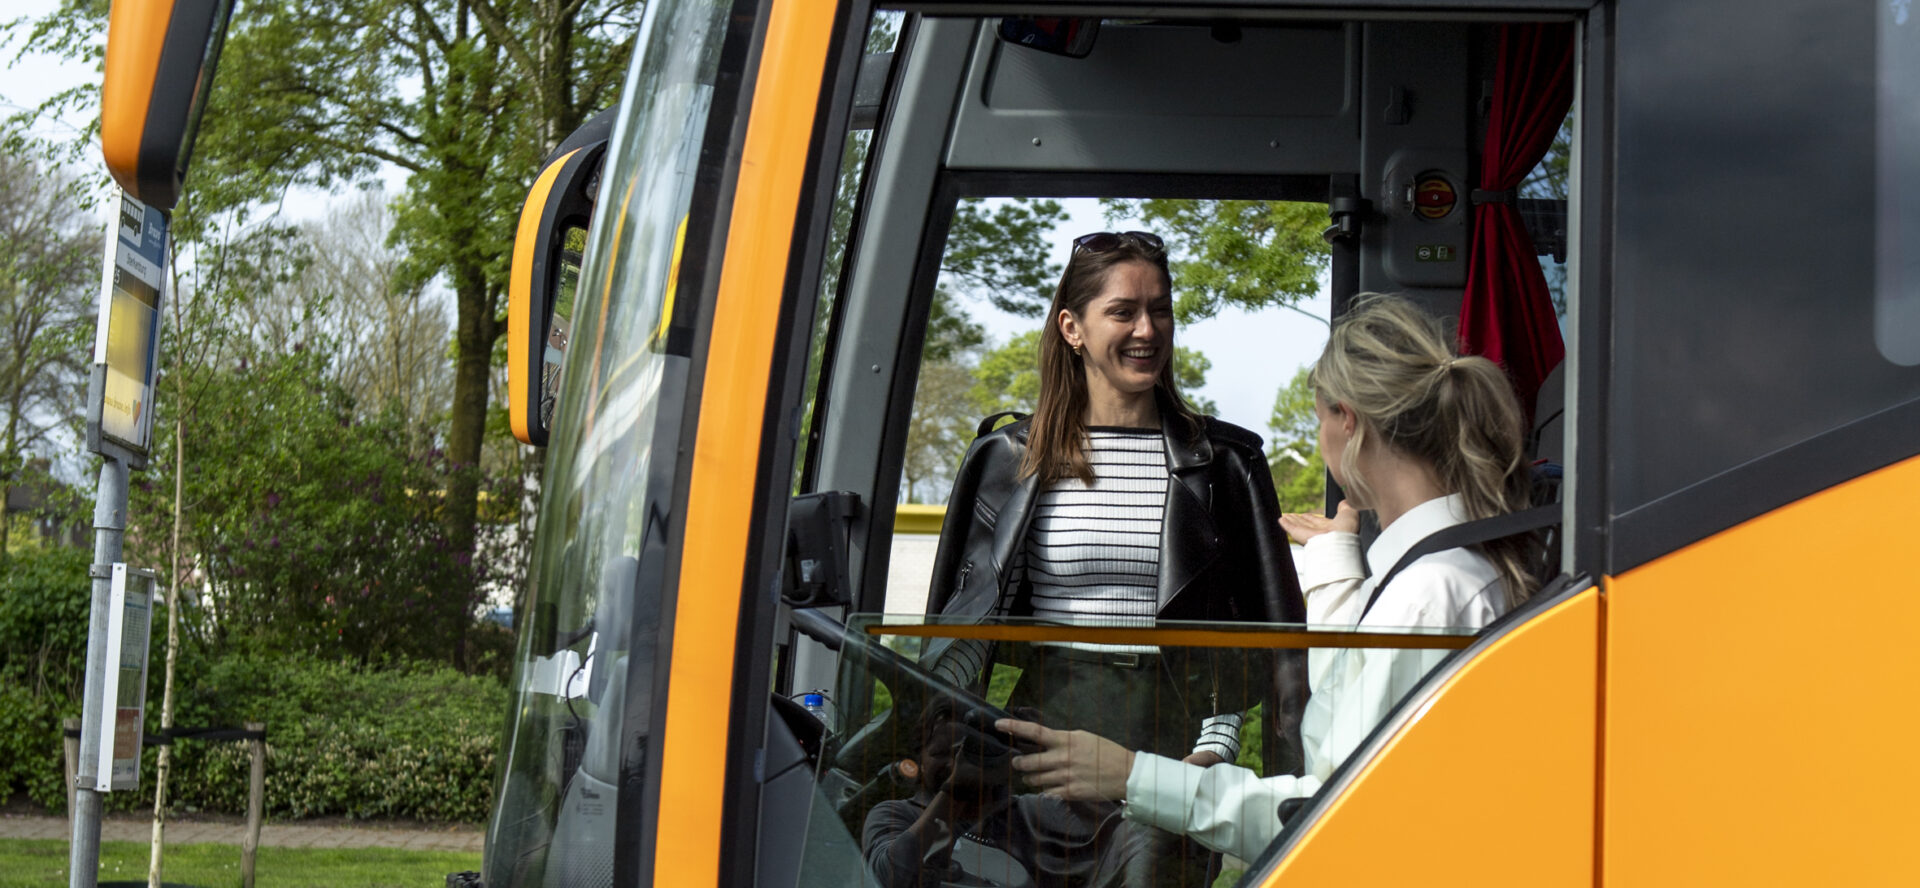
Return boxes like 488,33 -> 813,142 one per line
87,191 -> 167,462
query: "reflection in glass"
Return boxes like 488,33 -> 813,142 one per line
480,0 -> 730,884
1878,0 -> 1920,364
794,616 -> 1473,887
540,225 -> 586,432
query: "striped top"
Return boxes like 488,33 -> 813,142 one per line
1023,428 -> 1168,628
1015,427 -> 1242,763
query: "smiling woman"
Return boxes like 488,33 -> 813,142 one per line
1027,230 -> 1186,483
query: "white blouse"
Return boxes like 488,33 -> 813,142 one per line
1123,494 -> 1509,863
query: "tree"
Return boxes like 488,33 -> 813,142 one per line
131,347 -> 495,664
1267,367 -> 1327,516
25,0 -> 642,645
970,329 -> 1219,418
1103,199 -> 1331,325
0,138 -> 98,556
300,191 -> 454,452
940,198 -> 1071,317
901,359 -> 978,504
891,194 -> 1061,502
969,330 -> 1046,418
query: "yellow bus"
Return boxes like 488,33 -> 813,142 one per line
108,0 -> 1920,884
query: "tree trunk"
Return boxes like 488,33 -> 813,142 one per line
446,268 -> 497,671
150,262 -> 187,888
1,410 -> 17,556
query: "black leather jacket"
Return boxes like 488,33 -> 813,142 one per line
925,412 -> 1310,774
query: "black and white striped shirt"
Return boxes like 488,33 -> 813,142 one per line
1016,428 -> 1242,762
1023,428 -> 1167,627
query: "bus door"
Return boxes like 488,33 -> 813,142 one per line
775,8 -> 1584,888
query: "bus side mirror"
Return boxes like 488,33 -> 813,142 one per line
509,109 -> 616,447
101,0 -> 237,211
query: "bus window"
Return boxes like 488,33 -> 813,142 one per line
794,11 -> 905,494
885,193 -> 1343,614
783,12 -> 1584,884
794,615 -> 1483,888
482,0 -> 732,883
1877,0 -> 1920,366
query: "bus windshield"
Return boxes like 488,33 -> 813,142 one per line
482,0 -> 727,883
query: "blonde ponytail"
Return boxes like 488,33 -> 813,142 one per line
1310,294 -> 1539,606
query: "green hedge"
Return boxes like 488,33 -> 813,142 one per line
0,548 -> 508,822
0,547 -> 89,811
157,655 -> 506,821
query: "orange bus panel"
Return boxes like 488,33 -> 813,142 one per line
653,0 -> 836,884
1604,454 -> 1920,885
1263,588 -> 1600,886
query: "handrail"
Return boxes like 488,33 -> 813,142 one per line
893,503 -> 945,535
862,621 -> 1474,650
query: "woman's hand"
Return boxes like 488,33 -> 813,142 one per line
1279,500 -> 1359,544
1180,750 -> 1227,768
997,718 -> 1134,802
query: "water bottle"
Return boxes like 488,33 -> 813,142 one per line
801,692 -> 828,721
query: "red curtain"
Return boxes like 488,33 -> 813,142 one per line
1459,23 -> 1576,427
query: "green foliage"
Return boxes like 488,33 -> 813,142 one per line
3,644 -> 505,821
151,654 -> 506,821
0,549 -> 505,820
969,330 -> 1045,417
902,358 -> 981,504
1268,368 -> 1328,515
129,348 -> 503,665
0,837 -> 481,887
1103,199 -> 1330,324
923,290 -> 987,364
0,547 -> 89,809
21,0 -> 639,621
941,199 -> 1071,318
1236,703 -> 1264,775
1171,348 -> 1219,417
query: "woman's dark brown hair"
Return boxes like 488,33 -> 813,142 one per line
1020,234 -> 1203,485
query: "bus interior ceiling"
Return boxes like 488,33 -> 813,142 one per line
803,12 -> 1570,625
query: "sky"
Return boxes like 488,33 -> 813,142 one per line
2,0 -> 1330,451
3,1 -> 98,145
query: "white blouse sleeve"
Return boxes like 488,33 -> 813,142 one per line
1296,532 -> 1367,625
1123,754 -> 1324,864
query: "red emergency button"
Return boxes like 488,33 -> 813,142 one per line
1414,176 -> 1456,220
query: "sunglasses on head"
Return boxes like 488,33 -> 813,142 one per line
1071,230 -> 1165,255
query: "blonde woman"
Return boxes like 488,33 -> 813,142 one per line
997,294 -> 1541,863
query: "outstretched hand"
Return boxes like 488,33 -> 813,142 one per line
1279,499 -> 1359,544
996,719 -> 1134,803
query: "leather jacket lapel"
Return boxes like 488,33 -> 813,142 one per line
1159,418 -> 1220,612
990,472 -> 1039,587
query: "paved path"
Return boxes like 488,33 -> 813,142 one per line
0,814 -> 483,853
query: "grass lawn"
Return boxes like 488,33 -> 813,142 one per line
0,839 -> 479,888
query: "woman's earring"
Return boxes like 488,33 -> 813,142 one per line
1072,345 -> 1083,357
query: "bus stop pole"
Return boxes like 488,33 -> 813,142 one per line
69,452 -> 126,888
